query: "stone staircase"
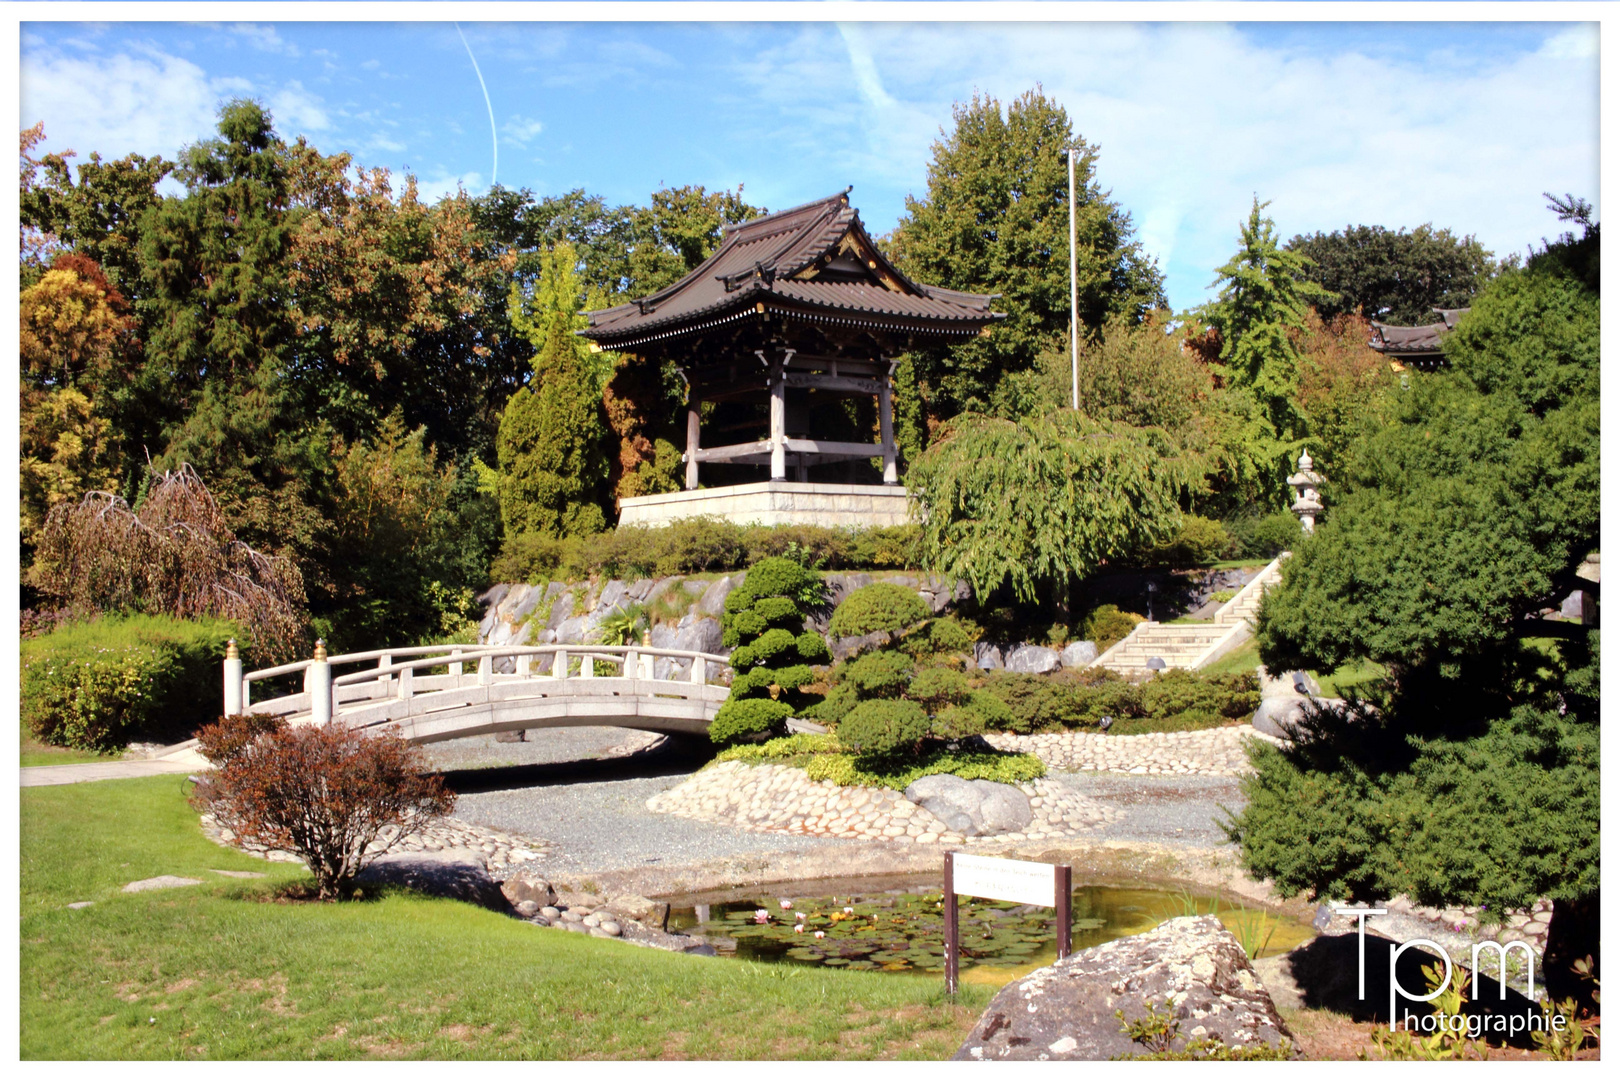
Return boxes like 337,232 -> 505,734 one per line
1088,555 -> 1288,678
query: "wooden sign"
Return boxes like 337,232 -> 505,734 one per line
943,852 -> 1072,994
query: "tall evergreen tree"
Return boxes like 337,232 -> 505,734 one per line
1286,223 -> 1494,325
889,89 -> 1165,423
1199,198 -> 1332,508
496,243 -> 610,537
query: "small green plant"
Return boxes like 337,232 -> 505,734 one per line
1364,962 -> 1485,1061
1209,589 -> 1237,605
1229,903 -> 1280,959
1082,604 -> 1145,651
1531,954 -> 1600,1060
1115,998 -> 1293,1060
837,699 -> 929,758
1169,886 -> 1220,918
594,604 -> 647,646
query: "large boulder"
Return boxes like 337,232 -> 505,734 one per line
695,573 -> 743,616
954,915 -> 1295,1060
1059,641 -> 1099,669
1004,644 -> 1061,674
973,643 -> 1003,670
830,630 -> 890,662
902,774 -> 1032,837
1251,696 -> 1347,740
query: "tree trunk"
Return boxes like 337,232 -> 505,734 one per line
1541,892 -> 1600,1010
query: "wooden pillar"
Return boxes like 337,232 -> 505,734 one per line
685,398 -> 700,490
769,363 -> 787,481
878,376 -> 899,485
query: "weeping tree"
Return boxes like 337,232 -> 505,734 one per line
905,410 -> 1197,607
27,463 -> 308,661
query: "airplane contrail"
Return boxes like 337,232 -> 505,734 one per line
455,22 -> 497,187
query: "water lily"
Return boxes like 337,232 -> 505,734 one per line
844,906 -> 854,914
780,900 -> 793,910
753,909 -> 770,923
796,912 -> 806,922
814,930 -> 826,939
794,924 -> 805,933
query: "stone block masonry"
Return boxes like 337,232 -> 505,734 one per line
617,481 -> 913,529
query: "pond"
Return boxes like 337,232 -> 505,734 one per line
666,875 -> 1314,987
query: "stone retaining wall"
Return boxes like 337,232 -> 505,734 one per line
647,760 -> 1122,844
984,726 -> 1285,776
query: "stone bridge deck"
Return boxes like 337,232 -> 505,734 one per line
230,643 -> 733,743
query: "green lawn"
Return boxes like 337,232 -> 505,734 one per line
20,729 -> 123,768
21,777 -> 990,1060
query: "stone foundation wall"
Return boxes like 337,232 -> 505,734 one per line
618,481 -> 913,529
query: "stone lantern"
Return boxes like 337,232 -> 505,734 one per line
1287,449 -> 1325,534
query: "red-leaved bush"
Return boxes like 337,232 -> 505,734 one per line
190,714 -> 455,900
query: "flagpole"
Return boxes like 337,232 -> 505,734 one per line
1069,146 -> 1079,411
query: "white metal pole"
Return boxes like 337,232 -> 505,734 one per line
1069,147 -> 1079,412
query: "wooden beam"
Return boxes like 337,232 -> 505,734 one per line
878,379 -> 898,484
769,364 -> 787,480
782,372 -> 885,395
685,399 -> 700,490
694,440 -> 772,464
781,438 -> 884,457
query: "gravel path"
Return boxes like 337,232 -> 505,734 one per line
431,728 -> 1248,877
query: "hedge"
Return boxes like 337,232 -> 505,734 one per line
21,615 -> 239,752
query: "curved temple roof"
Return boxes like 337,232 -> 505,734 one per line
580,189 -> 1003,350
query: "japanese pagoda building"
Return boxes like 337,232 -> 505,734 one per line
580,189 -> 1003,528
1367,307 -> 1468,371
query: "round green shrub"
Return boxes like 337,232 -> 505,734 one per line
773,664 -> 815,691
828,582 -> 930,639
1143,514 -> 1233,566
965,689 -> 1014,731
1082,604 -> 1145,651
795,631 -> 830,663
907,666 -> 971,710
837,698 -> 929,757
729,644 -> 757,669
924,616 -> 972,654
931,704 -> 986,741
804,682 -> 857,724
709,698 -> 794,744
730,556 -> 825,609
752,596 -> 799,625
748,627 -> 797,665
730,667 -> 777,697
844,650 -> 915,697
723,608 -> 767,646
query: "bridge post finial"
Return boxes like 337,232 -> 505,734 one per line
309,639 -> 332,724
313,638 -> 328,662
223,639 -> 243,715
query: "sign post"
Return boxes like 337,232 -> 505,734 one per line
943,852 -> 1073,994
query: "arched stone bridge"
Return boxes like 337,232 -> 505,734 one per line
226,643 -> 732,743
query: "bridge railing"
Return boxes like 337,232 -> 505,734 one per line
222,639 -> 732,724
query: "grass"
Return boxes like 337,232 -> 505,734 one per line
20,729 -> 123,768
1200,641 -> 1263,678
21,777 -> 992,1060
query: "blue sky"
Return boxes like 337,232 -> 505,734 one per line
19,12 -> 1601,312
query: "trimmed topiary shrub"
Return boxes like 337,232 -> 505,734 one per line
1225,511 -> 1301,561
906,666 -> 972,712
1082,604 -> 1146,652
921,615 -> 973,654
841,650 -> 915,697
828,582 -> 930,639
708,698 -> 796,743
1140,669 -> 1260,724
21,614 -> 239,751
709,556 -> 828,744
836,698 -> 929,758
803,682 -> 858,724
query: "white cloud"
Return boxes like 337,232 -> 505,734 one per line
502,115 -> 544,146
415,171 -> 485,203
269,81 -> 330,136
361,58 -> 381,71
20,47 -> 229,162
729,22 -> 1599,309
229,23 -> 300,58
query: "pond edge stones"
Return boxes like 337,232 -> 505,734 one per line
954,915 -> 1296,1061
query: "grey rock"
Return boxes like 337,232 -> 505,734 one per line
122,875 -> 204,893
1004,644 -> 1062,674
564,921 -> 590,934
643,577 -> 682,610
561,910 -> 585,923
1059,641 -> 1099,669
954,915 -> 1294,1060
600,921 -> 623,937
684,944 -> 719,956
540,906 -> 561,919
904,774 -> 985,836
649,623 -> 679,650
1252,696 -> 1346,740
67,901 -> 94,909
682,579 -> 708,595
589,927 -> 615,938
831,630 -> 890,662
973,643 -> 1003,670
673,615 -> 723,656
1560,587 -> 1597,623
595,580 -> 629,615
510,585 -> 543,622
546,591 -> 575,631
696,574 -> 742,616
554,616 -> 589,645
209,869 -> 267,879
606,894 -> 663,922
971,780 -> 1033,833
627,578 -> 656,602
479,583 -> 512,611
515,900 -> 540,917
500,873 -> 557,910
494,729 -> 527,743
